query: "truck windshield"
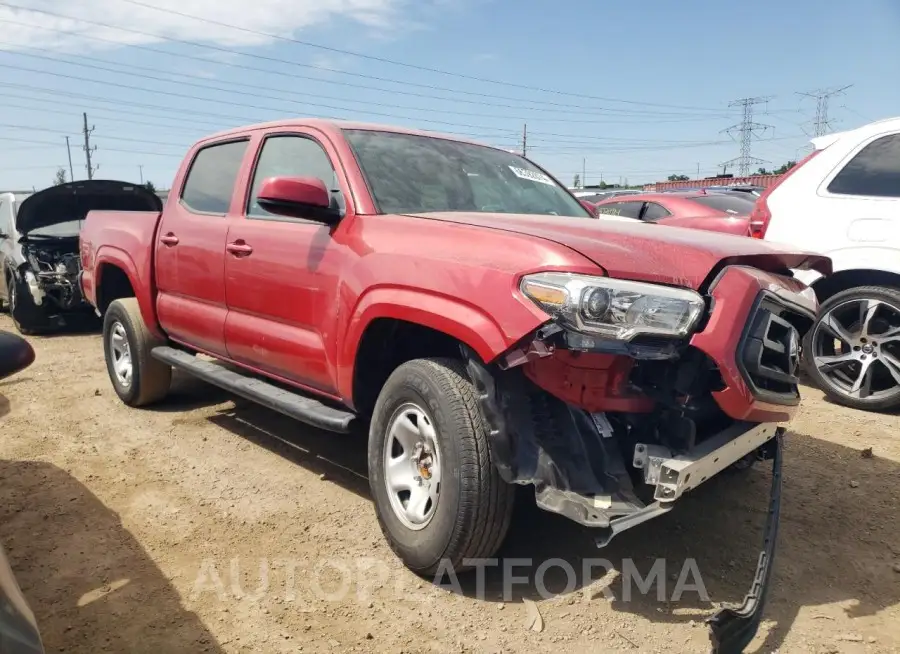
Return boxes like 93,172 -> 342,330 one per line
344,130 -> 590,218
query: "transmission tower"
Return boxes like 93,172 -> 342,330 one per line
720,96 -> 774,176
797,85 -> 852,137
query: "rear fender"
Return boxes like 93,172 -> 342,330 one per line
94,246 -> 163,340
337,287 -> 527,400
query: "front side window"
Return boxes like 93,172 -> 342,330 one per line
344,130 -> 591,218
181,139 -> 249,214
247,135 -> 343,218
828,133 -> 900,198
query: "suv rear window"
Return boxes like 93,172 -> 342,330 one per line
689,194 -> 755,214
596,201 -> 643,219
827,133 -> 900,198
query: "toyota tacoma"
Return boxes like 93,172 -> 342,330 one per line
79,119 -> 830,653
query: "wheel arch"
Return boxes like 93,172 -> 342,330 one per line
813,268 -> 900,302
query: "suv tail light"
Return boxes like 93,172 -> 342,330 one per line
748,148 -> 823,239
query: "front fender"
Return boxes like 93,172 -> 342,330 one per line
336,287 -> 532,400
94,246 -> 163,340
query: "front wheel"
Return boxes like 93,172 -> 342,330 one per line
368,358 -> 515,576
102,298 -> 172,407
803,285 -> 900,412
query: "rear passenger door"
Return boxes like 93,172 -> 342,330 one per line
155,138 -> 250,356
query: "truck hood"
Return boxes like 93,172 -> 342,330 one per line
15,180 -> 162,235
408,212 -> 831,290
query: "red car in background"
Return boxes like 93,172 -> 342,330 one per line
593,190 -> 755,236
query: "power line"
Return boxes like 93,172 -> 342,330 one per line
720,96 -> 774,176
797,85 -> 853,137
0,3 -> 733,115
113,0 -> 739,113
0,21 -> 737,120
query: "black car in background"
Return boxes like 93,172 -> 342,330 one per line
0,181 -> 161,334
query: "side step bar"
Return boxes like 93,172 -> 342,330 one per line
151,346 -> 356,433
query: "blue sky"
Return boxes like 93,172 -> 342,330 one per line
1,0 -> 899,191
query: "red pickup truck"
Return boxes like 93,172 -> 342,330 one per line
80,119 -> 829,651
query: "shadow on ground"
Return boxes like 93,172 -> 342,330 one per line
205,396 -> 900,653
0,460 -> 224,654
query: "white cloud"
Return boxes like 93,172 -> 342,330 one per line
0,0 -> 406,52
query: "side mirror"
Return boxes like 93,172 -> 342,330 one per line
0,231 -> 8,239
579,199 -> 598,216
257,176 -> 341,224
0,331 -> 35,381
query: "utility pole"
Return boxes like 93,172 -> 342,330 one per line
696,162 -> 700,178
64,136 -> 74,181
139,165 -> 144,184
82,112 -> 98,180
720,96 -> 773,176
521,123 -> 527,158
797,85 -> 852,137
582,158 -> 586,188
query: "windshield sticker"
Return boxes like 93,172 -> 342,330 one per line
508,166 -> 555,186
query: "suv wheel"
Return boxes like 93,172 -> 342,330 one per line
368,358 -> 515,576
803,285 -> 900,411
102,298 -> 172,407
7,273 -> 40,335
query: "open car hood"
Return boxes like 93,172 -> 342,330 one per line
408,212 -> 832,290
15,180 -> 162,235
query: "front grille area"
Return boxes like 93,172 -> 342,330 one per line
738,293 -> 810,405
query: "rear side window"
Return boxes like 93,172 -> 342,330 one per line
641,202 -> 670,221
690,194 -> 755,214
828,134 -> 900,198
596,201 -> 643,219
181,140 -> 249,214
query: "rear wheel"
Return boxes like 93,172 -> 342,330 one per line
368,358 -> 515,576
102,298 -> 171,407
803,285 -> 900,412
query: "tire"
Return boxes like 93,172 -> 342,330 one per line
803,284 -> 900,412
368,358 -> 515,576
7,272 -> 42,335
102,298 -> 171,407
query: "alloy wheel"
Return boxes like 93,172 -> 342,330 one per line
812,298 -> 900,401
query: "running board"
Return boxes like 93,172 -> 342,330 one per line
151,346 -> 356,433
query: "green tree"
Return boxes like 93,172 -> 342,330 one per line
667,174 -> 690,182
772,161 -> 797,175
756,167 -> 771,175
572,173 -> 581,188
53,167 -> 67,186
144,180 -> 157,193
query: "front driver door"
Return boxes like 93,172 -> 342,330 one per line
223,130 -> 350,396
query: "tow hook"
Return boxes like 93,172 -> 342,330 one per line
707,428 -> 784,653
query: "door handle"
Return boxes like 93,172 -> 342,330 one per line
160,233 -> 179,246
226,241 -> 253,257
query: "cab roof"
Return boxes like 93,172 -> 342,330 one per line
197,119 -> 486,148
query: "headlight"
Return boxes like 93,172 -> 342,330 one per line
520,272 -> 705,340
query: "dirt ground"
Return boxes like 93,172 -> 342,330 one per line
0,313 -> 898,654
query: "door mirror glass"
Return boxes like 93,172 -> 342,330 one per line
256,176 -> 340,223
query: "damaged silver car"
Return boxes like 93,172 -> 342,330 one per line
0,181 -> 162,334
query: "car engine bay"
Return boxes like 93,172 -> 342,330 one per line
19,239 -> 84,310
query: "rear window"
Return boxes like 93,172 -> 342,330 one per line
181,139 -> 249,214
689,194 -> 755,215
596,201 -> 643,219
827,133 -> 900,198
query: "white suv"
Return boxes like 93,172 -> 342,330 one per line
751,117 -> 900,411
